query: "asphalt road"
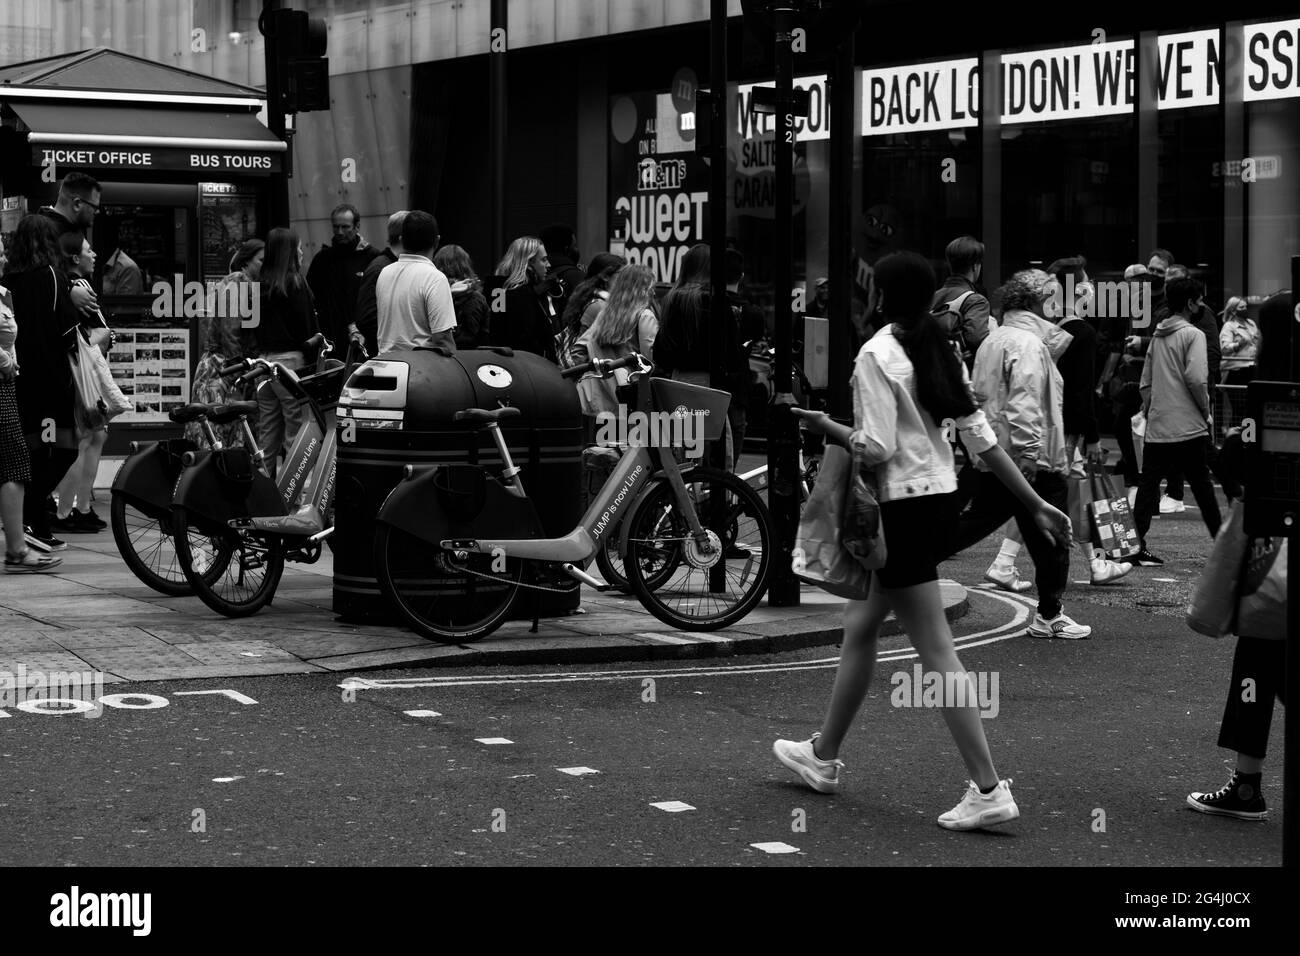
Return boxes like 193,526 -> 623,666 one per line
0,501 -> 1283,867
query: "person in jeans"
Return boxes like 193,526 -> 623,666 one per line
953,271 -> 1091,639
1129,275 -> 1223,565
773,251 -> 1073,830
254,228 -> 319,479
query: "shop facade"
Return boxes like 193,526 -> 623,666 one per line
0,48 -> 281,454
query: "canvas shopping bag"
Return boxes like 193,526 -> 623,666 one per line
1188,503 -> 1288,639
792,443 -> 872,599
1086,462 -> 1141,560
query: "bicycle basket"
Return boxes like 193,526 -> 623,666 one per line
298,359 -> 347,412
649,377 -> 729,443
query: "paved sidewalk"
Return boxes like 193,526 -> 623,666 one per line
0,531 -> 967,683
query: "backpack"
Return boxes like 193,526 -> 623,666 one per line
931,289 -> 977,362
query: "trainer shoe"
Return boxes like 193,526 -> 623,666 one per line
983,564 -> 1033,593
81,506 -> 108,530
1187,771 -> 1268,821
937,778 -> 1020,831
772,733 -> 843,794
1027,611 -> 1091,639
1159,495 -> 1186,514
1122,548 -> 1164,567
1089,557 -> 1132,585
23,527 -> 67,553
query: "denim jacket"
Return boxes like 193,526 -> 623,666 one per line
969,309 -> 1069,475
850,324 -> 998,502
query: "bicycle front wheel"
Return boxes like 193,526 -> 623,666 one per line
625,467 -> 771,630
375,524 -> 521,643
594,504 -> 682,594
172,507 -> 285,617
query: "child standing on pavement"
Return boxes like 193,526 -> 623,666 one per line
773,252 -> 1073,830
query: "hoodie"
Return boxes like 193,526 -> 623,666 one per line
1140,315 -> 1209,444
970,309 -> 1071,475
306,234 -> 384,345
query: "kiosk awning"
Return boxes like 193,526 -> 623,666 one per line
11,102 -> 286,175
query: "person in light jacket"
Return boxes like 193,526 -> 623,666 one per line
1130,275 -> 1223,564
1218,297 -> 1258,385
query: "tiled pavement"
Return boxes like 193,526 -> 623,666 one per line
0,530 -> 967,682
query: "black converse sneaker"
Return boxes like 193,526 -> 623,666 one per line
1187,771 -> 1268,821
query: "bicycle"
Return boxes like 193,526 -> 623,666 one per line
372,353 -> 773,642
111,361 -> 268,596
169,335 -> 366,617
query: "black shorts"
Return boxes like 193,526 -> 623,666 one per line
875,492 -> 960,590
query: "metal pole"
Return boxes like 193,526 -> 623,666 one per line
826,25 -> 853,421
261,0 -> 289,228
489,0 -> 508,265
767,3 -> 799,606
1286,253 -> 1300,867
708,0 -> 728,593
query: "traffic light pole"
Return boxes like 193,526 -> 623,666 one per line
767,3 -> 800,606
827,25 -> 854,421
489,0 -> 508,265
261,0 -> 290,228
708,0 -> 728,595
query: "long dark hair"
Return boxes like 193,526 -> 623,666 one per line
5,214 -> 62,274
660,243 -> 711,355
260,227 -> 304,298
560,255 -> 625,334
875,251 -> 976,425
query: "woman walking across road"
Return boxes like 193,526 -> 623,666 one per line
773,251 -> 1073,830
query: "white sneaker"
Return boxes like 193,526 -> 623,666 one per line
938,778 -> 1020,831
1159,495 -> 1186,514
773,733 -> 843,794
1026,611 -> 1092,639
983,564 -> 1033,593
1089,557 -> 1132,586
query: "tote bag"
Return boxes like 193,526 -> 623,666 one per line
70,326 -> 130,429
792,442 -> 886,600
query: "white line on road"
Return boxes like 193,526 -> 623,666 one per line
751,842 -> 799,854
340,589 -> 1032,691
557,767 -> 600,776
174,689 -> 258,705
475,737 -> 513,745
404,710 -> 441,718
651,801 -> 695,812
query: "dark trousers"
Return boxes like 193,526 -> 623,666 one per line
947,469 -> 1071,619
1217,636 -> 1287,759
1133,437 -> 1222,546
22,440 -> 77,537
1113,383 -> 1142,486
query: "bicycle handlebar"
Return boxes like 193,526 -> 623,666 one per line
560,352 -> 646,381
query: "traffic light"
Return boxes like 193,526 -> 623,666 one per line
273,8 -> 329,113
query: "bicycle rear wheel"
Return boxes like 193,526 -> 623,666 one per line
375,524 -> 521,643
625,467 -> 771,630
594,505 -> 682,594
172,507 -> 285,617
112,494 -> 232,597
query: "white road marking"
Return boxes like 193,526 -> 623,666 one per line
557,767 -> 600,776
651,801 -> 695,812
404,710 -> 441,718
175,689 -> 258,705
475,737 -> 513,745
340,589 -> 1033,691
1152,578 -> 1177,583
751,842 -> 799,854
213,776 -> 244,783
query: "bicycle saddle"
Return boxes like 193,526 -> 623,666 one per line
454,406 -> 521,424
206,401 -> 259,425
168,402 -> 216,424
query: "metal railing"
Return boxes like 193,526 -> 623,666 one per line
1215,384 -> 1249,444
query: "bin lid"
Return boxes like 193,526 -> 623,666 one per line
338,345 -> 580,431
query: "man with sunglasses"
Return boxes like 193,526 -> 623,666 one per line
38,173 -> 102,315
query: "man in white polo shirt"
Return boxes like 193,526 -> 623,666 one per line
376,210 -> 457,352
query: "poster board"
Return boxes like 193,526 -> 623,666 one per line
107,328 -> 190,424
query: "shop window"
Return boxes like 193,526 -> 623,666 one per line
1158,106 -> 1224,302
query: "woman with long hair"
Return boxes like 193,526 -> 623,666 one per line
5,214 -> 81,552
653,243 -> 745,468
433,244 -> 489,350
774,251 -> 1072,830
490,236 -> 560,360
1219,296 -> 1258,385
182,238 -> 264,450
50,233 -> 112,534
556,253 -> 626,369
254,227 -> 319,477
574,264 -> 658,416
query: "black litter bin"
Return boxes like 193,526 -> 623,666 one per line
333,345 -> 583,622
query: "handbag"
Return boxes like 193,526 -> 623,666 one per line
1187,503 -> 1287,640
792,441 -> 886,599
1085,461 -> 1141,560
70,326 -> 131,429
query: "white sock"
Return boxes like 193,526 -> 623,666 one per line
991,538 -> 1021,570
